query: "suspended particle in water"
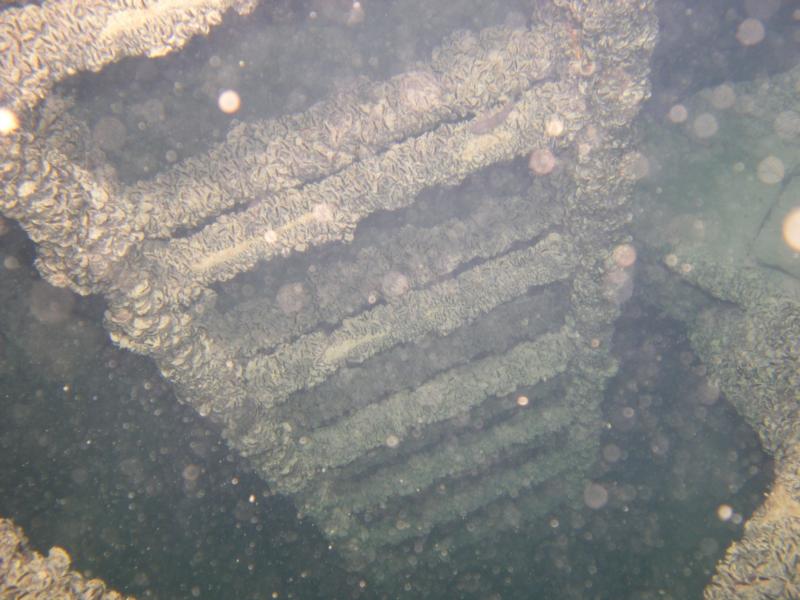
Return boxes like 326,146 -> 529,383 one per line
612,244 -> 637,268
218,89 -> 241,114
782,208 -> 800,252
697,381 -> 721,405
667,104 -> 688,124
602,443 -> 622,463
736,18 -> 765,46
650,433 -> 670,456
709,84 -> 736,110
30,280 -> 75,324
528,148 -> 556,175
92,116 -> 127,152
692,113 -> 718,139
744,0 -> 781,21
0,108 -> 19,134
381,271 -> 410,298
583,483 -> 609,509
757,155 -> 785,185
312,202 -> 335,222
276,282 -> 308,315
621,151 -> 650,180
182,464 -> 201,482
774,110 -> 800,139
603,268 -> 633,305
544,115 -> 565,137
717,504 -> 733,521
347,2 -> 365,25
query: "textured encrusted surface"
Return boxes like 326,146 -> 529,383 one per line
634,63 -> 800,598
127,25 -> 554,239
0,0 -> 256,113
0,0 -> 661,582
704,444 -> 800,600
0,517 -> 133,600
653,257 -> 800,599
